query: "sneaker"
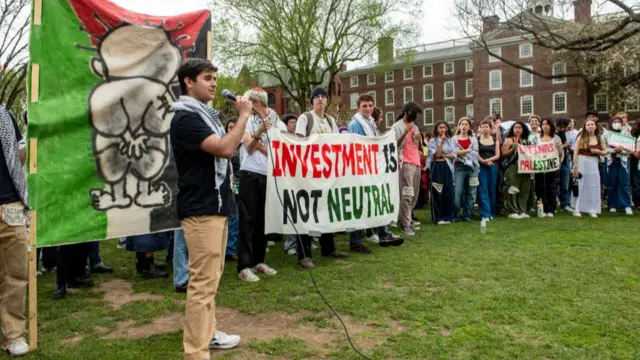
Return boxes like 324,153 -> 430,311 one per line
411,220 -> 421,227
267,241 -> 275,247
546,213 -> 554,218
411,225 -> 421,231
509,213 -> 522,219
311,243 -> 319,250
389,221 -> 398,228
4,338 -> 29,356
520,213 -> 530,218
327,251 -> 348,259
403,227 -> 415,236
298,258 -> 315,269
482,218 -> 491,222
350,244 -> 372,254
386,232 -> 402,240
573,211 -> 582,217
253,263 -> 277,276
238,268 -> 259,282
508,186 -> 520,194
610,208 -> 617,213
436,220 -> 449,225
625,207 -> 633,215
209,330 -> 241,350
590,213 -> 598,218
563,206 -> 575,212
286,248 -> 297,256
366,234 -> 380,244
379,233 -> 404,247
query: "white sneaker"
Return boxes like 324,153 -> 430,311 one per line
267,241 -> 275,247
546,213 -> 554,218
389,221 -> 398,228
609,208 -> 617,213
508,186 -> 520,194
411,220 -> 421,226
625,207 -> 633,215
590,213 -> 598,218
437,220 -> 450,225
286,248 -> 297,256
367,234 -> 380,244
4,338 -> 29,356
238,268 -> 259,282
509,213 -> 521,219
253,263 -> 277,276
573,211 -> 582,217
563,206 -> 575,212
403,227 -> 415,236
209,330 -> 241,350
411,225 -> 421,231
520,213 -> 530,218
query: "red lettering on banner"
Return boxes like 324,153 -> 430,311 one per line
355,143 -> 364,175
362,145 -> 371,175
331,144 -> 343,177
321,144 -> 332,178
342,143 -> 355,176
310,144 -> 321,178
282,143 -> 298,177
301,145 -> 311,177
271,140 -> 282,177
520,160 -> 531,171
371,144 -> 379,174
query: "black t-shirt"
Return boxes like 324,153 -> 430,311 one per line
170,110 -> 231,220
0,112 -> 23,206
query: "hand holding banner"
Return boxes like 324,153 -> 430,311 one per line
518,142 -> 560,174
607,132 -> 636,152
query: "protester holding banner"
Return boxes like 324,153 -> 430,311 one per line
572,118 -> 607,218
532,118 -> 563,217
477,120 -> 500,221
427,121 -> 457,225
453,117 -> 479,222
603,115 -> 634,215
502,121 -> 532,219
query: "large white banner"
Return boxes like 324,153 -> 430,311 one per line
265,129 -> 400,235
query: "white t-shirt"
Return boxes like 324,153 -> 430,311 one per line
240,110 -> 286,176
295,111 -> 338,136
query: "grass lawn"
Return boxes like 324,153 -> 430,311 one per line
14,209 -> 640,360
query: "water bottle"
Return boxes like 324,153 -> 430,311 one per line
537,200 -> 544,218
480,219 -> 487,234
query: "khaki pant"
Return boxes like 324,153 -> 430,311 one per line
181,215 -> 228,360
0,203 -> 28,348
399,163 -> 421,228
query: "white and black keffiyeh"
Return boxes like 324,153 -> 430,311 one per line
0,106 -> 27,207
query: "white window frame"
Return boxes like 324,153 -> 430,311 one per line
466,79 -> 473,97
423,108 -> 434,126
489,70 -> 502,90
367,73 -> 376,85
423,84 -> 433,102
385,112 -> 394,128
552,62 -> 567,84
444,61 -> 454,75
594,93 -> 608,113
444,106 -> 455,124
488,47 -> 501,63
519,43 -> 533,58
403,86 -> 414,103
423,64 -> 433,77
350,76 -> 358,87
520,65 -> 533,87
367,91 -> 376,105
520,95 -> 534,116
552,92 -> 567,114
625,96 -> 639,112
350,93 -> 358,110
465,59 -> 473,72
404,68 -> 413,80
489,98 -> 503,117
385,71 -> 394,83
466,104 -> 474,118
444,81 -> 455,100
385,89 -> 394,106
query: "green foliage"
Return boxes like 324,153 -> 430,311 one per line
214,73 -> 252,122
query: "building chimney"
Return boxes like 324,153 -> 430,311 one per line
574,0 -> 592,23
377,37 -> 394,64
482,15 -> 500,33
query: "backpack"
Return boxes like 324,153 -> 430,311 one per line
303,112 -> 337,137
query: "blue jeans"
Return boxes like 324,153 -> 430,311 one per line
349,230 -> 364,246
558,164 -> 571,208
478,164 -> 497,219
453,165 -> 474,220
173,229 -> 189,288
88,241 -> 102,267
227,211 -> 239,256
607,160 -> 631,209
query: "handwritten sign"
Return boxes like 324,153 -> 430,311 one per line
607,132 -> 637,152
518,142 -> 560,174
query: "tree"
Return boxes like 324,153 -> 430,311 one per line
210,0 -> 420,112
454,0 -> 640,111
0,0 -> 30,117
214,72 -> 252,122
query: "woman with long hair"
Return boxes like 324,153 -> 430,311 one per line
603,115 -> 634,215
453,117 -> 479,221
502,121 -> 532,219
533,118 -> 564,217
631,121 -> 640,209
572,118 -> 607,217
477,120 -> 500,221
427,121 -> 457,225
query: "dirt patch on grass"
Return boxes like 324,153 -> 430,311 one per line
92,279 -> 164,309
62,334 -> 84,346
103,314 -> 184,340
440,328 -> 451,336
94,326 -> 110,334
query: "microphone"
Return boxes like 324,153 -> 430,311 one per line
221,89 -> 237,102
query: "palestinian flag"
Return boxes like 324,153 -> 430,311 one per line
27,0 -> 211,246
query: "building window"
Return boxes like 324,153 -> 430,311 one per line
350,93 -> 358,110
423,108 -> 434,125
423,64 -> 433,77
520,65 -> 533,87
490,98 -> 502,117
519,43 -> 533,58
489,47 -> 501,63
423,84 -> 433,101
350,76 -> 358,87
367,91 -> 376,105
444,62 -> 454,75
490,70 -> 502,90
520,95 -> 534,116
465,59 -> 473,72
444,81 -> 454,99
466,104 -> 474,118
404,68 -> 413,80
466,79 -> 473,97
552,62 -> 566,84
404,86 -> 413,103
267,92 -> 276,107
444,106 -> 455,123
385,112 -> 394,127
594,93 -> 608,113
385,89 -> 394,105
553,92 -> 567,114
385,71 -> 394,83
625,96 -> 639,111
367,73 -> 376,85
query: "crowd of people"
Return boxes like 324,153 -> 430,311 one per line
1,57 -> 639,359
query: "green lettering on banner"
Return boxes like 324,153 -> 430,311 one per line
372,185 -> 381,216
327,188 -> 341,222
381,182 -> 389,215
364,186 -> 372,217
341,187 -> 352,221
386,183 -> 395,213
352,186 -> 363,220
